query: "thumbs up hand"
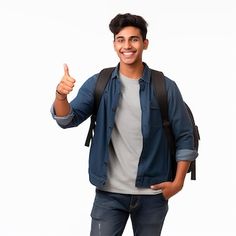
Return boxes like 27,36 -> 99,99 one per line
56,64 -> 76,96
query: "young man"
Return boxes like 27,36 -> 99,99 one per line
51,13 -> 198,236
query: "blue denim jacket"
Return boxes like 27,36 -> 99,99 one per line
51,63 -> 197,188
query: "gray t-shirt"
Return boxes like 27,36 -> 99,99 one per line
99,73 -> 161,195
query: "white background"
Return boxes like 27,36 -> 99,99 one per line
0,0 -> 235,235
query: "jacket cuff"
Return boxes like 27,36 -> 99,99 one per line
176,149 -> 198,162
50,105 -> 73,126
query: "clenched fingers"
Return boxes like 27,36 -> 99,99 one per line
57,64 -> 76,95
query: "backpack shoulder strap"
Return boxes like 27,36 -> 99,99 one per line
94,67 -> 115,115
151,69 -> 174,143
151,69 -> 176,179
151,70 -> 168,125
85,67 -> 115,147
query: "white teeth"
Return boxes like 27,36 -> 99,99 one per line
123,52 -> 133,56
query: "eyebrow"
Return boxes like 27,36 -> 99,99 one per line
115,35 -> 141,40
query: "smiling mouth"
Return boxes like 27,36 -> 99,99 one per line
122,52 -> 135,57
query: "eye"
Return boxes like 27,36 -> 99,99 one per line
131,37 -> 139,42
115,38 -> 124,43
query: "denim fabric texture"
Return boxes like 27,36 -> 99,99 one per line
90,190 -> 168,236
51,63 -> 197,188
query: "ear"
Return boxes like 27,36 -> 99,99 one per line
143,39 -> 149,50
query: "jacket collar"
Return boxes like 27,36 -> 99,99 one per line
111,62 -> 151,83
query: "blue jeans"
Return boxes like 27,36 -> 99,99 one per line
90,189 -> 168,236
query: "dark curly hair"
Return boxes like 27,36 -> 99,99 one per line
109,13 -> 148,40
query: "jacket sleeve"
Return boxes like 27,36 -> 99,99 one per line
166,79 -> 198,162
51,74 -> 98,128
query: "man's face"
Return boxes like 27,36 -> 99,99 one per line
113,26 -> 148,66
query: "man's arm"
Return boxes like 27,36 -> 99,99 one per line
151,160 -> 191,200
53,64 -> 76,116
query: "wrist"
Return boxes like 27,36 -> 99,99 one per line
56,90 -> 67,101
173,180 -> 184,190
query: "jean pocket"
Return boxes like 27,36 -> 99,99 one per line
93,190 -> 118,209
160,192 -> 168,202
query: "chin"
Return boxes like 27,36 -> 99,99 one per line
121,58 -> 137,65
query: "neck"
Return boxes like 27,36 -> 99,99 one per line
119,62 -> 144,79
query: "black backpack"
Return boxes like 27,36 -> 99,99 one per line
85,67 -> 200,180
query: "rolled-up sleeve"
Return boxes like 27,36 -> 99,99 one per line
176,149 -> 198,162
50,105 -> 74,127
166,79 -> 199,162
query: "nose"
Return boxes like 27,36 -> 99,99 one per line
124,40 -> 132,49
